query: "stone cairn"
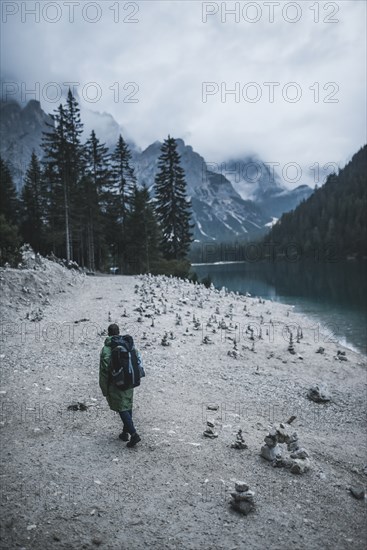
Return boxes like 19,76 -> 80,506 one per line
288,333 -> 296,354
230,481 -> 255,516
161,332 -> 170,346
260,419 -> 310,474
231,429 -> 247,449
335,350 -> 348,361
228,339 -> 239,359
203,420 -> 218,439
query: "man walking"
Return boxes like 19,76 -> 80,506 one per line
99,323 -> 142,447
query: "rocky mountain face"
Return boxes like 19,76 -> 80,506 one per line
0,99 -> 53,191
222,156 -> 313,219
255,184 -> 314,219
132,139 -> 270,242
0,99 -> 313,241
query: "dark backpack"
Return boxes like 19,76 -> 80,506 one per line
109,335 -> 145,391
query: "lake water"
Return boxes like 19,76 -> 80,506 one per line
192,260 -> 367,356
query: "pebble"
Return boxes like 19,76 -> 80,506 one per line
349,485 -> 365,500
290,448 -> 309,460
234,481 -> 249,493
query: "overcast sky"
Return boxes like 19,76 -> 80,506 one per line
1,0 -> 366,188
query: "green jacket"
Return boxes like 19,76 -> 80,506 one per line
99,336 -> 141,412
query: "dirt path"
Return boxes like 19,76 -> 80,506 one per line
0,273 -> 366,550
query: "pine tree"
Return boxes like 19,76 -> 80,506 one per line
110,135 -> 136,219
0,214 -> 21,266
0,158 -> 21,265
125,185 -> 161,273
42,103 -> 70,259
42,91 -> 84,262
83,130 -> 111,270
110,135 -> 136,267
154,136 -> 193,260
64,90 -> 85,264
21,151 -> 46,252
0,157 -> 19,225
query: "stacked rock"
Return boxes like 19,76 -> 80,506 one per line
231,429 -> 248,449
260,427 -> 283,462
161,332 -> 170,346
288,333 -> 296,354
203,420 -> 218,439
230,481 -> 255,516
228,340 -> 239,359
261,422 -> 311,475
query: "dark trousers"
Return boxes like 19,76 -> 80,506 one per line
119,409 -> 136,435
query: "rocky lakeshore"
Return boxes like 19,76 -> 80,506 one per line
0,263 -> 366,549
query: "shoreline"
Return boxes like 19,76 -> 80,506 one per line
190,262 -> 367,358
1,270 -> 366,549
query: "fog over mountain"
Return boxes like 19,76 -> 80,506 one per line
1,1 -> 365,190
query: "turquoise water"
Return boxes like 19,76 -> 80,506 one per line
192,260 -> 367,355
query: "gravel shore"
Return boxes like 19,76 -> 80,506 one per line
1,262 -> 366,549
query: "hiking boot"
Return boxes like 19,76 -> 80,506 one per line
119,431 -> 129,442
126,433 -> 141,448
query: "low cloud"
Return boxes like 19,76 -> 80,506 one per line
1,0 -> 365,188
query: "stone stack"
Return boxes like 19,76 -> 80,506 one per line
288,333 -> 295,354
203,420 -> 218,439
260,427 -> 283,461
336,350 -> 348,361
261,422 -> 310,475
231,429 -> 248,449
230,481 -> 255,516
228,340 -> 239,359
161,332 -> 170,346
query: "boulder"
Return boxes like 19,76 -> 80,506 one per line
307,384 -> 331,403
290,458 -> 311,475
261,444 -> 283,461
